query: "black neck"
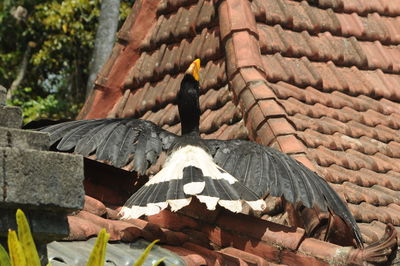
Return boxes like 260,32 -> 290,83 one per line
177,74 -> 201,135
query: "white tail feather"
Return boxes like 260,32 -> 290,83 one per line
219,200 -> 242,213
197,195 -> 219,210
246,199 -> 266,211
167,198 -> 192,211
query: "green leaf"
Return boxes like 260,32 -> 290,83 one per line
0,244 -> 11,266
86,228 -> 110,266
152,257 -> 166,266
7,230 -> 26,266
133,240 -> 160,266
16,209 -> 41,266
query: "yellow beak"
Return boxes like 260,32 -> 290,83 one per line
185,59 -> 201,81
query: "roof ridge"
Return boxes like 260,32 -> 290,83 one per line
218,0 -> 314,168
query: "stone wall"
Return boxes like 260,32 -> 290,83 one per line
0,85 -> 85,264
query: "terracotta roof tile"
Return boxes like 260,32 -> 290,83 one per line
255,121 -> 278,147
285,1 -> 317,31
252,0 -> 400,46
243,102 -> 265,134
218,0 -> 258,42
199,85 -> 229,112
332,182 -> 395,206
226,33 -> 264,77
350,202 -> 400,225
157,0 -> 197,15
141,17 -> 163,50
83,195 -> 107,217
262,54 -> 293,83
274,135 -> 307,154
258,25 -> 400,71
280,248 -> 328,266
183,242 -> 228,265
195,0 -> 215,27
216,120 -> 248,140
201,59 -> 225,89
341,0 -> 398,16
162,73 -> 182,103
200,101 -> 242,133
258,99 -> 286,118
160,45 -> 179,74
259,25 -> 286,55
175,42 -> 195,68
359,220 -> 399,246
173,7 -> 195,40
229,71 -> 248,98
263,56 -> 400,100
201,29 -> 222,61
219,247 -> 272,266
163,245 -> 209,265
247,81 -> 276,102
162,121 -> 181,135
359,169 -> 399,195
383,17 -> 400,43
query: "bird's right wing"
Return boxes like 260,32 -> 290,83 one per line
35,118 -> 177,175
204,139 -> 363,247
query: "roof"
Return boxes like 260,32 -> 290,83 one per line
74,0 -> 400,264
64,194 -> 397,265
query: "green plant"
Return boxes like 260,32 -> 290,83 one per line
87,231 -> 165,266
86,228 -> 109,266
0,209 -> 41,266
134,239 -> 165,266
0,209 -> 165,266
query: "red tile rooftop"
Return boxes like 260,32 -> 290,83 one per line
67,195 -> 397,265
75,0 -> 400,263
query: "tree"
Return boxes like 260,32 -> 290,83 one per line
86,0 -> 121,98
0,0 -> 133,123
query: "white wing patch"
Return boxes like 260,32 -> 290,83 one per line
146,145 -> 238,186
183,181 -> 206,195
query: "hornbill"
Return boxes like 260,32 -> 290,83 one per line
31,59 -> 363,247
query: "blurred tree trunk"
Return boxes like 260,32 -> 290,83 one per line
86,0 -> 120,98
7,44 -> 31,100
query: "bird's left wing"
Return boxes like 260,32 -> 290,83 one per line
36,118 -> 177,175
204,139 -> 363,247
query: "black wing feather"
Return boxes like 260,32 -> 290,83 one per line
56,120 -> 105,151
74,120 -> 121,156
96,123 -> 128,164
35,118 -> 177,174
205,139 -> 363,247
41,120 -> 90,145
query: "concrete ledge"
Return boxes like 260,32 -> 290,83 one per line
0,105 -> 22,128
0,126 -> 50,150
0,147 -> 85,211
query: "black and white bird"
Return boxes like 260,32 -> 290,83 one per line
31,59 -> 363,247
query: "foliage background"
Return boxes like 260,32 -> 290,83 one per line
0,0 -> 133,123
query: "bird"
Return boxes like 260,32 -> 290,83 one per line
31,59 -> 363,247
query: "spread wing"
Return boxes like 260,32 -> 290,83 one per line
37,118 -> 177,175
205,139 -> 363,247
